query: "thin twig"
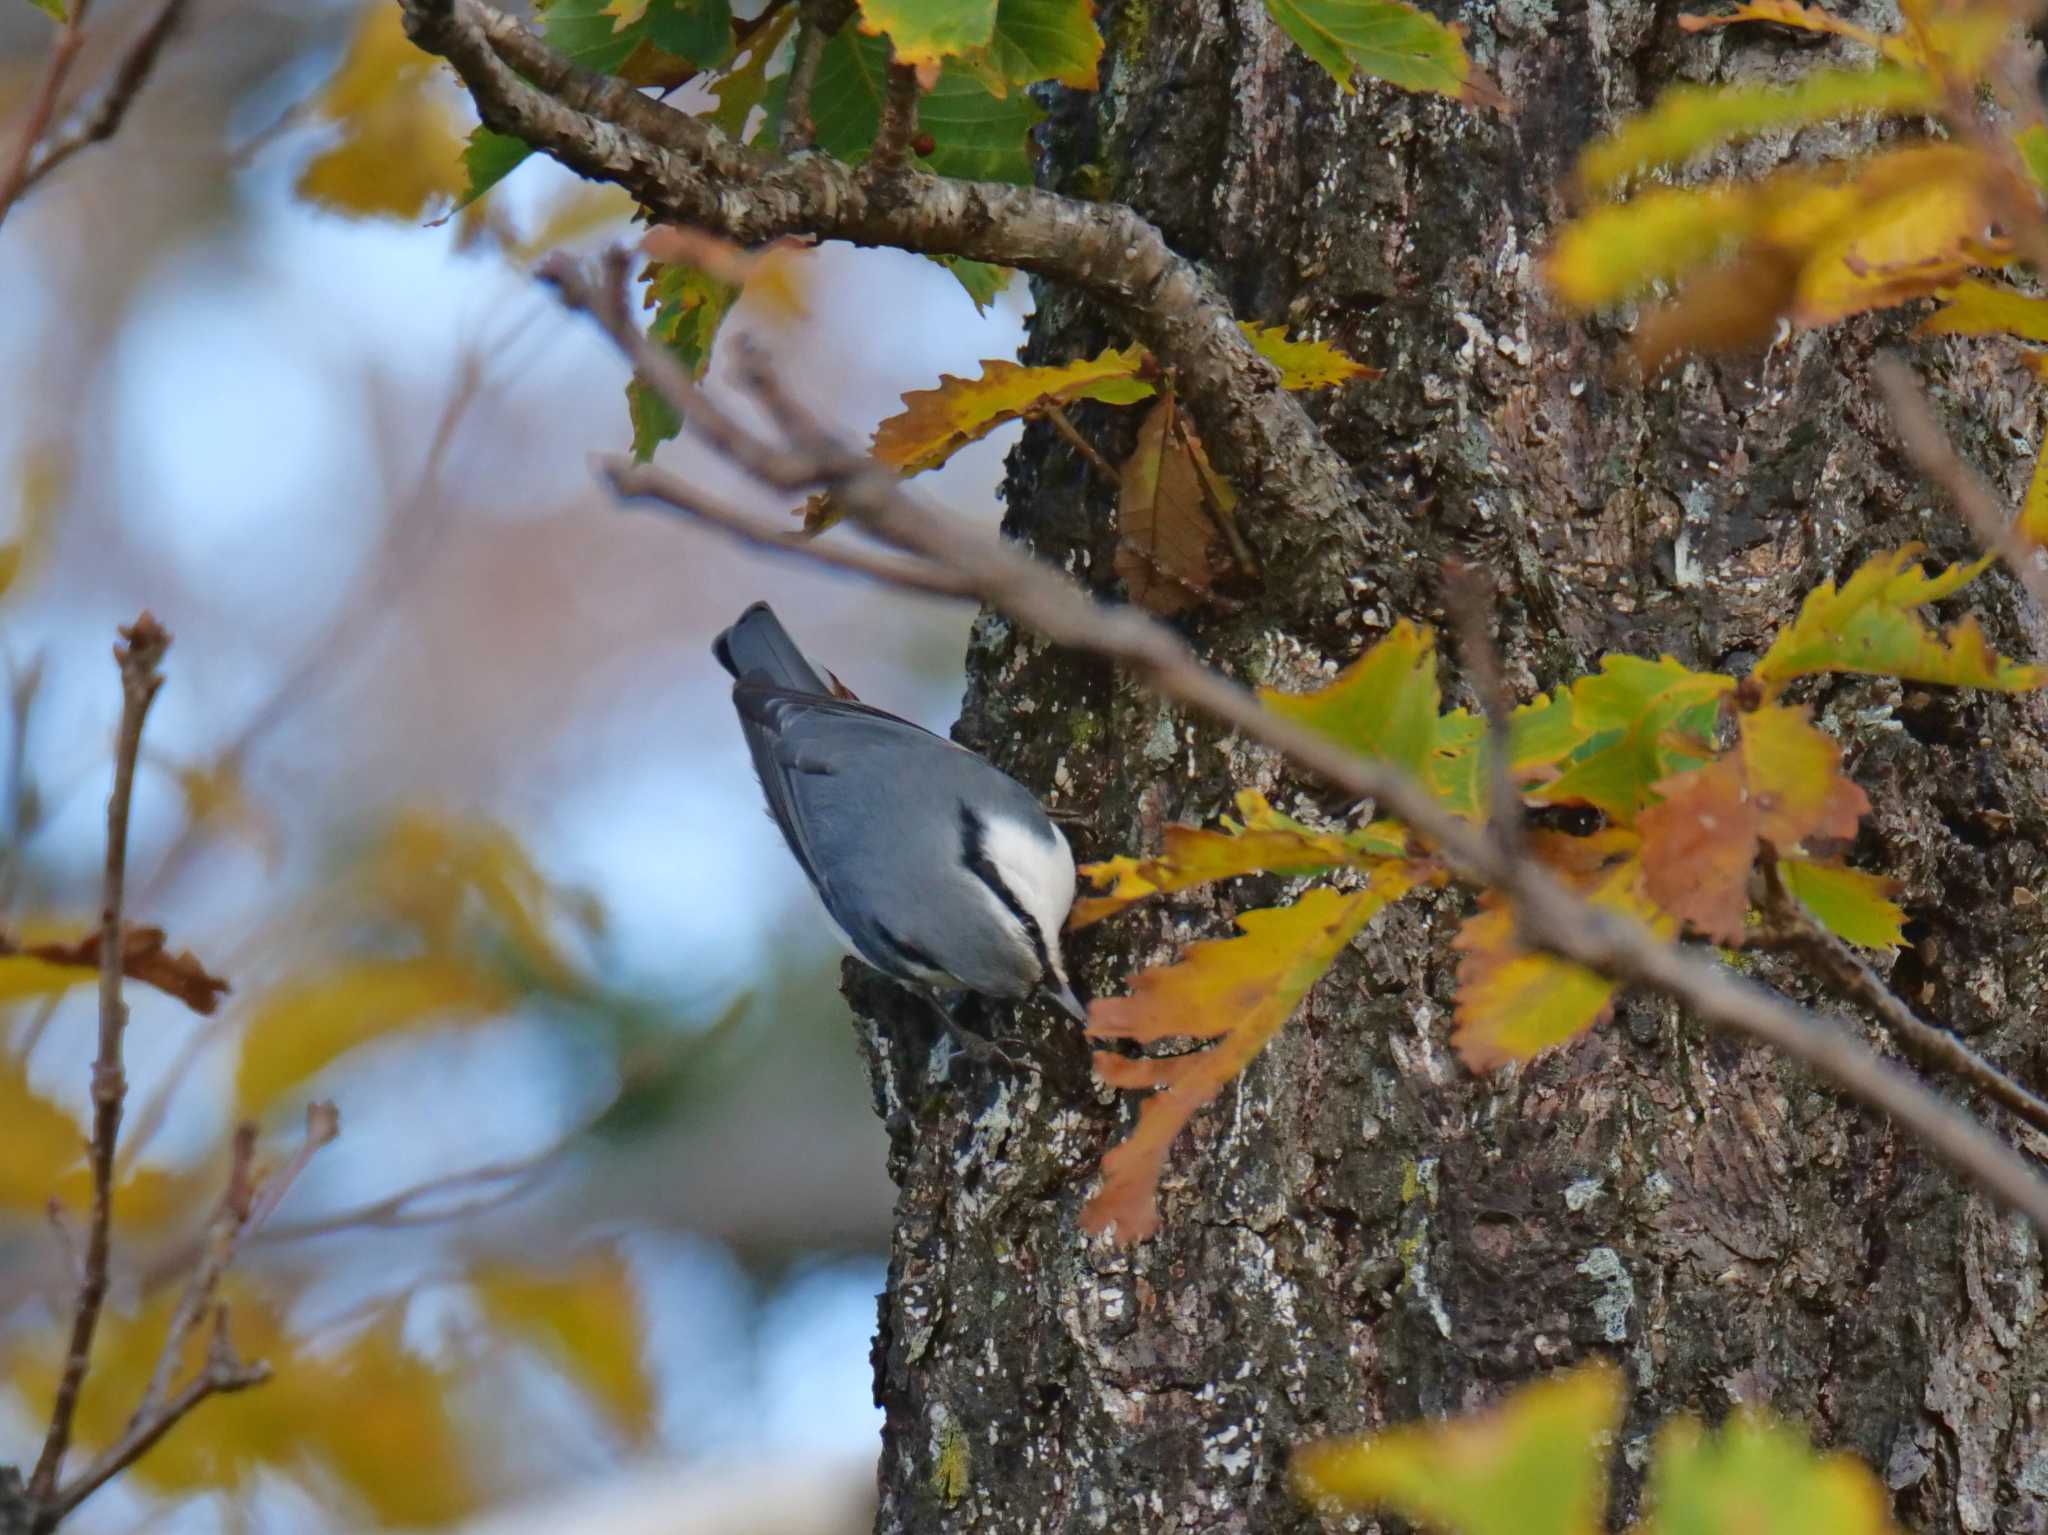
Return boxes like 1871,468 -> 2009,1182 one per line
1166,392 -> 1259,578
1754,855 -> 2048,1137
869,55 -> 922,174
11,0 -> 191,208
1042,404 -> 1122,489
0,651 -> 47,912
1443,562 -> 1522,860
778,0 -> 843,153
605,458 -> 975,596
1874,354 -> 2048,616
36,1103 -> 338,1528
26,614 -> 169,1509
542,245 -> 2048,1236
0,0 -> 94,229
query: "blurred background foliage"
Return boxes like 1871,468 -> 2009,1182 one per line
0,0 -> 1028,1525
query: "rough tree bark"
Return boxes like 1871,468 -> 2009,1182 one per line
854,2 -> 2048,1531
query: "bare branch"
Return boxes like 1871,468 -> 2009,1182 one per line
394,0 -> 1374,545
0,0 -> 95,229
543,246 -> 2048,1236
27,614 -> 169,1512
1753,855 -> 2048,1138
1443,561 -> 1522,860
10,0 -> 192,208
1874,354 -> 2048,615
778,0 -> 848,153
869,56 -> 922,175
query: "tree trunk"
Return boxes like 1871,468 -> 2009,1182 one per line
859,1 -> 2048,1531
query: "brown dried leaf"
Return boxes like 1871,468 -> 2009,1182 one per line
11,924 -> 230,1015
1113,398 -> 1233,616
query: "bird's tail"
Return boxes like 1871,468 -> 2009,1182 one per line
712,602 -> 829,694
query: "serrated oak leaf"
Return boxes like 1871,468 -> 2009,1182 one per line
1114,398 -> 1237,616
1777,857 -> 1905,949
873,347 -> 1152,473
1292,1361 -> 1625,1534
1260,620 -> 1442,783
1083,875 -> 1427,1243
1528,655 -> 1733,823
811,29 -> 1044,183
1452,852 -> 1673,1069
1241,324 -> 1380,388
1633,1407 -> 1902,1535
474,1247 -> 655,1441
1263,0 -> 1501,107
1427,690 -> 1583,819
1752,544 -> 2045,694
1073,789 -> 1409,926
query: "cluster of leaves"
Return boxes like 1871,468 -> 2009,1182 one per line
1,806 -> 710,1524
1292,1360 -> 1901,1535
1544,0 -> 2048,474
1074,546 -> 2043,1241
849,327 -> 1377,611
287,0 -> 1495,460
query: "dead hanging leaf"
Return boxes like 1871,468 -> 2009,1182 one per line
1637,702 -> 1868,944
0,923 -> 230,1014
1113,397 -> 1238,616
1084,872 -> 1430,1243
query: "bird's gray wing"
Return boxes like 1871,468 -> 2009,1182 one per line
730,682 -> 967,976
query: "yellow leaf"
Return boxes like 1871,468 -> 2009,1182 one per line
1260,620 -> 1443,783
1452,853 -> 1674,1069
1634,1407 -> 1902,1535
1918,278 -> 2048,344
0,442 -> 63,603
7,1286 -> 480,1526
295,5 -> 467,220
1777,858 -> 1905,949
1793,171 -> 2003,326
1573,66 -> 1930,195
1545,184 -> 1761,309
474,1247 -> 654,1441
1293,1362 -> 1625,1535
234,955 -> 514,1116
0,1053 -> 194,1228
1240,323 -> 1379,388
2025,426 -> 2048,550
872,346 -> 1154,473
1676,1 -> 1913,62
1083,875 -> 1427,1243
1752,544 -> 2045,695
1073,789 -> 1411,927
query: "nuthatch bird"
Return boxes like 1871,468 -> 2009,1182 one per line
714,603 -> 1086,1043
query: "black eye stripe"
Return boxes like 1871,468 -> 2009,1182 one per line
958,804 -> 1053,976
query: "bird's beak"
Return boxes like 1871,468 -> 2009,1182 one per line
1046,977 -> 1088,1023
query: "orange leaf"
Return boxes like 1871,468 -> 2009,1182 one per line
1083,873 -> 1428,1243
872,347 -> 1153,473
1452,854 -> 1672,1069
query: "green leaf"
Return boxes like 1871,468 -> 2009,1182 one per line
854,0 -> 999,65
705,6 -> 795,139
1752,544 -> 2046,695
1293,1362 -> 1626,1533
459,126 -> 532,208
961,0 -> 1103,92
1427,690 -> 1582,819
1777,859 -> 1905,950
812,28 -> 1043,182
931,254 -> 1013,311
646,0 -> 732,67
628,263 -> 741,460
1634,1407 -> 1902,1535
26,0 -> 66,22
2019,124 -> 2048,198
537,0 -> 732,81
1545,184 -> 1758,310
1241,322 -> 1378,388
1529,655 -> 1733,822
1574,66 -> 1931,194
1262,0 -> 1483,104
1260,620 -> 1442,782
